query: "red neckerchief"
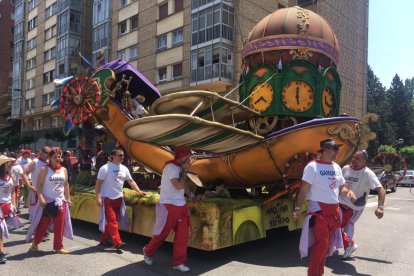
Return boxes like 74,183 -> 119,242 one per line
0,173 -> 12,181
315,159 -> 333,165
47,162 -> 62,172
38,156 -> 48,163
164,159 -> 182,168
349,163 -> 366,171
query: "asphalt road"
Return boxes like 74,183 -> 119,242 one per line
1,187 -> 413,276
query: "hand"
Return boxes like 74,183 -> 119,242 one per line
39,197 -> 46,208
375,208 -> 384,219
139,191 -> 147,196
96,197 -> 102,207
292,210 -> 301,221
346,190 -> 356,202
66,199 -> 72,206
182,158 -> 191,171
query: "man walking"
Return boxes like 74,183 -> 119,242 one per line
95,148 -> 145,249
143,146 -> 193,273
293,138 -> 356,276
340,150 -> 385,259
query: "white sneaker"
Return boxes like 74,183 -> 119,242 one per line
173,264 -> 191,272
343,244 -> 358,259
143,247 -> 153,265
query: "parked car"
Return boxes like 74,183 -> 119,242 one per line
376,171 -> 398,192
398,170 -> 414,186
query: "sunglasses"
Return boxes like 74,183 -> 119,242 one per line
117,154 -> 124,157
324,146 -> 339,152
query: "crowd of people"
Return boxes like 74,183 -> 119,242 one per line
0,140 -> 386,274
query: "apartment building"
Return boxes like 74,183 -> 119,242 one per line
0,0 -> 15,126
11,0 -> 93,149
12,0 -> 368,148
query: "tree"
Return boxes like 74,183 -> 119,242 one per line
399,146 -> 414,169
389,74 -> 414,145
366,66 -> 396,155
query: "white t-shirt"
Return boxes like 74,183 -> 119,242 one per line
159,163 -> 186,206
31,159 -> 48,189
131,99 -> 147,117
0,175 -> 17,203
42,167 -> 66,202
11,164 -> 24,186
302,160 -> 345,204
97,162 -> 132,199
17,157 -> 32,179
340,165 -> 382,211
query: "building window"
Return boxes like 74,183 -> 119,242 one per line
43,70 -> 55,84
28,0 -> 38,11
157,67 -> 167,83
175,0 -> 183,12
159,3 -> 168,20
157,34 -> 167,51
34,119 -> 42,130
27,37 -> 37,50
173,63 -> 182,79
26,78 -> 35,90
93,22 -> 109,51
70,11 -> 81,33
44,47 -> 56,61
129,46 -> 138,60
117,49 -> 126,60
93,0 -> 110,25
45,25 -> 57,40
120,0 -> 137,7
42,92 -> 54,105
119,20 -> 127,35
172,28 -> 183,46
26,57 -> 37,70
28,16 -> 38,31
26,98 -> 35,109
130,15 -> 138,30
51,116 -> 60,128
45,2 -> 58,19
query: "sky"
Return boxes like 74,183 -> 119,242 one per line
368,0 -> 413,88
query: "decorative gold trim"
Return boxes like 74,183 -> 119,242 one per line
296,6 -> 310,37
327,123 -> 359,146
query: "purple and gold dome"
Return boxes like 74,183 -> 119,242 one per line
242,6 -> 340,70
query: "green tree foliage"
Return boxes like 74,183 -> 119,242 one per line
366,66 -> 396,155
388,74 -> 414,145
377,145 -> 396,153
399,146 -> 414,168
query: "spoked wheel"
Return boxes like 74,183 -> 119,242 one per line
283,152 -> 317,188
249,116 -> 278,135
369,152 -> 407,192
264,152 -> 316,205
60,76 -> 101,125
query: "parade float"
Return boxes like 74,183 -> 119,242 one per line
56,6 -> 376,250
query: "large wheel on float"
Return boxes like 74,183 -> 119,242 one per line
369,152 -> 406,192
60,76 -> 101,125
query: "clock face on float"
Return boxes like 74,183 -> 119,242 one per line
281,81 -> 314,112
322,88 -> 335,116
249,83 -> 274,113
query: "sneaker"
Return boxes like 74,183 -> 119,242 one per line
173,264 -> 191,272
0,252 -> 7,264
115,242 -> 126,250
343,244 -> 358,259
143,247 -> 153,265
55,248 -> 70,254
99,240 -> 112,247
29,243 -> 38,252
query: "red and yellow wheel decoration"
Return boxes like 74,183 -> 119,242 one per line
60,76 -> 101,125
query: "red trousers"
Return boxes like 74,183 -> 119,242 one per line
144,204 -> 190,266
34,201 -> 67,251
0,203 -> 11,219
308,203 -> 341,276
340,204 -> 354,248
100,197 -> 123,247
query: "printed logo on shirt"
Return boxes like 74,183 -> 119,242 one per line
319,170 -> 338,176
344,176 -> 358,189
328,177 -> 337,189
54,184 -> 64,193
49,176 -> 65,182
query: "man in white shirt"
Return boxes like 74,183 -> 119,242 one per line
293,138 -> 356,276
95,149 -> 145,250
143,146 -> 193,273
130,95 -> 149,118
340,150 -> 385,259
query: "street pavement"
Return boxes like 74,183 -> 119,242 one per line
1,187 -> 414,276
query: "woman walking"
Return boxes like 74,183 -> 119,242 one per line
26,147 -> 73,253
